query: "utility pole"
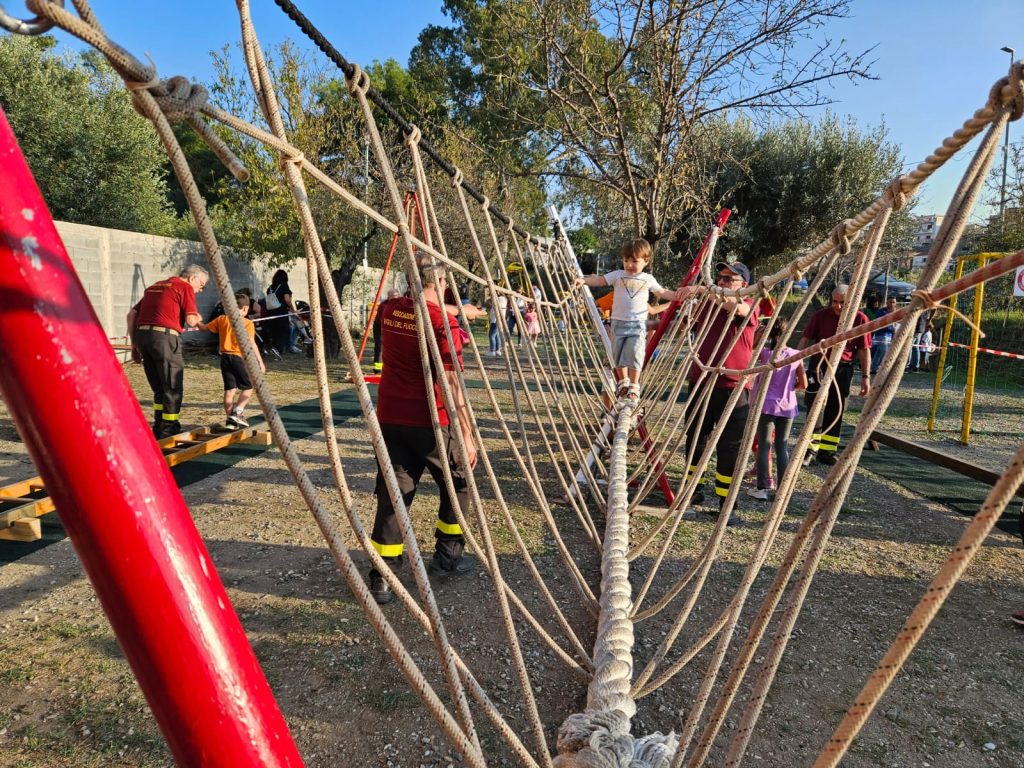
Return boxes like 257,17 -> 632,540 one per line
1000,46 -> 1015,224
362,140 -> 370,269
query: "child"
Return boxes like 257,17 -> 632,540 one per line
747,323 -> 807,500
199,293 -> 266,429
524,303 -> 541,345
920,322 -> 936,372
575,238 -> 681,399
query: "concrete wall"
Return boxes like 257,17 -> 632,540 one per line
55,220 -> 403,341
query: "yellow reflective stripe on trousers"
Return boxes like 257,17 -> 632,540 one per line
161,412 -> 181,421
371,540 -> 404,557
435,519 -> 462,536
154,403 -> 163,411
818,435 -> 840,452
714,472 -> 732,497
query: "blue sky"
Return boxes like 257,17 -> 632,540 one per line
53,0 -> 1023,221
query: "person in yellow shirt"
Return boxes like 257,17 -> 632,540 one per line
199,293 -> 266,429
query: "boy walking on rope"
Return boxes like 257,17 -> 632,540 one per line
198,293 -> 265,429
575,238 -> 681,400
798,284 -> 872,466
368,259 -> 478,605
676,261 -> 758,526
126,264 -> 209,439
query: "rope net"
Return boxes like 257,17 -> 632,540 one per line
10,1 -> 1024,766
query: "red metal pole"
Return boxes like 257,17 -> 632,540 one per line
355,191 -> 419,364
638,209 -> 732,505
0,107 -> 303,766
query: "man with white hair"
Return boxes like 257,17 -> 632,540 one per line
127,264 -> 209,439
797,285 -> 872,466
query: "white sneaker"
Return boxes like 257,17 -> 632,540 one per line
228,411 -> 250,428
746,487 -> 769,501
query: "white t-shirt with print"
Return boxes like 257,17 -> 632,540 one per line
603,269 -> 664,322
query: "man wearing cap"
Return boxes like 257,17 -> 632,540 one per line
797,284 -> 872,466
126,264 -> 209,439
676,261 -> 758,525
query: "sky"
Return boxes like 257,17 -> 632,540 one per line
48,0 -> 1024,222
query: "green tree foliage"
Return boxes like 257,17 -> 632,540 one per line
410,0 -> 875,261
0,36 -> 177,235
695,114 -> 913,272
205,41 -> 375,267
979,140 -> 1024,253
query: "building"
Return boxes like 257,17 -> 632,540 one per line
912,214 -> 944,254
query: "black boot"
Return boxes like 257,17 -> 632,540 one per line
429,540 -> 476,578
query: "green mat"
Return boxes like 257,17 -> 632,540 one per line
810,420 -> 1020,535
0,388 -> 366,564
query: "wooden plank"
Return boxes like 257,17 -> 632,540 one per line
0,424 -> 270,535
242,431 -> 273,446
0,518 -> 42,542
161,427 -> 260,468
869,428 -> 1024,498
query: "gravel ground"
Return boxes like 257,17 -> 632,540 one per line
0,349 -> 1021,768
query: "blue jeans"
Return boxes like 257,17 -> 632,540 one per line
909,333 -> 922,370
870,338 -> 890,374
488,321 -> 501,353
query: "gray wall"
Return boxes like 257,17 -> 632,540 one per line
55,221 -> 402,342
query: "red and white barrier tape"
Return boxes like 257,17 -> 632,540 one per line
945,341 -> 1024,361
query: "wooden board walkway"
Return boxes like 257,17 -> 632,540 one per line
0,425 -> 272,542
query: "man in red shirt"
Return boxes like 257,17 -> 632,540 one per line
677,261 -> 758,526
368,260 -> 478,604
797,284 -> 872,466
126,265 -> 208,439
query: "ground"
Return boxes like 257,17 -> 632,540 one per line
0,349 -> 1021,768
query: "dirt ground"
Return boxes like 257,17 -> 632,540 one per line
0,348 -> 1022,768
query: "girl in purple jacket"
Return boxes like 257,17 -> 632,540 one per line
748,324 -> 808,500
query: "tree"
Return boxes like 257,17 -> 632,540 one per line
0,36 -> 178,235
979,140 -> 1024,252
693,114 -> 913,273
413,0 -> 876,259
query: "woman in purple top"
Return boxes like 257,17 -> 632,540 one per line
748,324 -> 808,499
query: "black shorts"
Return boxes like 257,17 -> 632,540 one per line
220,353 -> 252,391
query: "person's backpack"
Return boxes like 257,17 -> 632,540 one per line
265,285 -> 282,311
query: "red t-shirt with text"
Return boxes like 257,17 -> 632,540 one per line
690,300 -> 760,389
376,297 -> 463,428
801,307 -> 872,363
133,276 -> 198,332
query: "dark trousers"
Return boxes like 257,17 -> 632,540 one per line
372,321 -> 383,364
267,312 -> 289,353
805,358 -> 854,454
684,382 -> 750,502
371,423 -> 467,566
138,329 -> 184,426
755,414 -> 794,489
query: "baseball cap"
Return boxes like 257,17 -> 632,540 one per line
715,261 -> 751,284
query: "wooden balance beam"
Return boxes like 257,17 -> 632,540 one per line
0,425 -> 273,542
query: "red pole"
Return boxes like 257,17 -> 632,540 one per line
0,108 -> 303,766
355,191 -> 422,365
644,208 -> 731,362
638,209 -> 732,505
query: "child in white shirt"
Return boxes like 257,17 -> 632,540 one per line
576,238 -> 681,399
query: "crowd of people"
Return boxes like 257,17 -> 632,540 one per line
129,248 -> 932,573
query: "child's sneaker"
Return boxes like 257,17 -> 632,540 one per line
227,411 -> 249,428
746,487 -> 769,501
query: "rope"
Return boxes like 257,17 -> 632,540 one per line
20,4 -> 1024,766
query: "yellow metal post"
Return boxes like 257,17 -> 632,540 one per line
927,257 -> 966,432
960,254 -> 988,445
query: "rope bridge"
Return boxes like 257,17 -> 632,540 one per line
1,1 -> 1023,766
